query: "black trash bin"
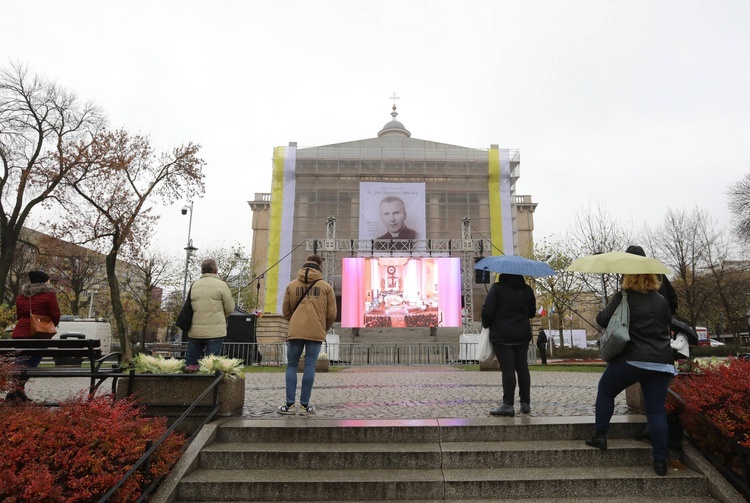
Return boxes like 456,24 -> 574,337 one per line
54,333 -> 86,366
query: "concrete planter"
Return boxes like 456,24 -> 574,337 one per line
296,358 -> 329,373
625,383 -> 645,413
116,374 -> 246,417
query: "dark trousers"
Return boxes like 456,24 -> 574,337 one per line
492,342 -> 531,406
537,345 -> 547,364
594,361 -> 672,462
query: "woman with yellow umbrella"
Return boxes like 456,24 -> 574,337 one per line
568,251 -> 675,476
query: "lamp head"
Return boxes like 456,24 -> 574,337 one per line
181,205 -> 190,215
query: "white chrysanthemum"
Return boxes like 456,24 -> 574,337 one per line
134,353 -> 185,374
197,355 -> 244,379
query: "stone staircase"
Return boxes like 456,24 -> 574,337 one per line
155,416 -> 729,502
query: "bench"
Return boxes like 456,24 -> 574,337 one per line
0,339 -> 124,397
145,342 -> 189,359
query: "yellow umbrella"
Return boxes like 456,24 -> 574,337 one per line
566,251 -> 670,275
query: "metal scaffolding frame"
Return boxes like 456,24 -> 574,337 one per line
306,216 -> 489,332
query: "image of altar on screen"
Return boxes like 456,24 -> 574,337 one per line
340,257 -> 462,328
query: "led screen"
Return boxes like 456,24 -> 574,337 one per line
340,257 -> 462,328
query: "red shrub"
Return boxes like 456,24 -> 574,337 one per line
0,394 -> 185,502
668,358 -> 750,449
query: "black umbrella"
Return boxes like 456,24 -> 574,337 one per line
671,318 -> 699,346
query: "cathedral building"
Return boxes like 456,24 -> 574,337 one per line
248,106 -> 537,341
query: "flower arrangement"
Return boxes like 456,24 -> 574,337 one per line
198,354 -> 244,379
134,354 -> 244,379
675,356 -> 729,374
134,354 -> 184,374
318,352 -> 329,361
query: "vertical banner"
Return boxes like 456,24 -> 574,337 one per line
488,147 -> 514,255
265,145 -> 296,314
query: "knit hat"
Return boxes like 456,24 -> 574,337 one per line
625,245 -> 646,257
28,270 -> 50,284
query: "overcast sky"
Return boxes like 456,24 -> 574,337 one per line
3,0 -> 749,265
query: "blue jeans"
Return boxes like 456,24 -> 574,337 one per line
185,337 -> 224,366
285,339 -> 322,406
492,342 -> 531,406
595,361 -> 672,462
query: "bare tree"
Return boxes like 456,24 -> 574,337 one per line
567,202 -> 636,305
728,173 -> 750,243
58,129 -> 205,360
534,238 -> 592,348
121,249 -> 179,351
646,208 -> 715,328
0,64 -> 104,301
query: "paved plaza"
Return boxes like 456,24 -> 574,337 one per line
24,366 -> 632,420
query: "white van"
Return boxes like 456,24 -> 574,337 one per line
55,318 -> 113,354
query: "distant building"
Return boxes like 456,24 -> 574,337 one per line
249,106 -> 537,334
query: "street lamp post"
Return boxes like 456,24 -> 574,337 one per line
88,287 -> 99,319
181,202 -> 198,302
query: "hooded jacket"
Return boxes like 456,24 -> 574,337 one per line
13,283 -> 61,339
187,273 -> 235,339
481,274 -> 536,344
282,262 -> 337,342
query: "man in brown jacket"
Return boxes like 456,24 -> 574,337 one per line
278,255 -> 337,415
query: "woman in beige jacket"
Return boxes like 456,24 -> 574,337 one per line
185,258 -> 235,370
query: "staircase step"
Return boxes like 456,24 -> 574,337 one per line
200,441 -> 442,470
178,468 -> 445,501
200,439 -> 652,470
216,417 -> 647,444
443,466 -> 708,499
178,464 -> 707,501
189,499 -> 719,503
441,439 -> 652,468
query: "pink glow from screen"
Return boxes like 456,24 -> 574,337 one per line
340,257 -> 462,328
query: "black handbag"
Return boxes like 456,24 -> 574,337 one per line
175,286 -> 194,332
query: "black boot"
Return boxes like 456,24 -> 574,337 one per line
585,430 -> 607,450
653,460 -> 667,476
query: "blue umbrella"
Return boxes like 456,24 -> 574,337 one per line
474,255 -> 555,278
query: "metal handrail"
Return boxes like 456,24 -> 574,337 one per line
668,387 -> 750,496
97,371 -> 224,503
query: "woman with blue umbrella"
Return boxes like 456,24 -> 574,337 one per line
477,255 -> 553,416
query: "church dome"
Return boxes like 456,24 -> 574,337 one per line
377,105 -> 411,138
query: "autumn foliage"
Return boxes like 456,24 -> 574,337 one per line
668,357 -> 750,486
0,393 -> 185,502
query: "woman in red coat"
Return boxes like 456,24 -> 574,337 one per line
7,270 -> 61,402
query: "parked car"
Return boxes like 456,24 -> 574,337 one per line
709,338 -> 725,347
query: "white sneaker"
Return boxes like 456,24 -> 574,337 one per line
299,404 -> 315,415
277,404 -> 296,415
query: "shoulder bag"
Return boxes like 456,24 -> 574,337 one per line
175,286 -> 194,332
29,298 -> 57,339
599,291 -> 630,362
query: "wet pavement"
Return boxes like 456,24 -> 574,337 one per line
24,365 -> 631,420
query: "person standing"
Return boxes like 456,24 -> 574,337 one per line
278,255 -> 337,415
536,328 -> 548,364
585,273 -> 674,476
185,259 -> 235,371
7,270 -> 61,402
481,273 -> 536,417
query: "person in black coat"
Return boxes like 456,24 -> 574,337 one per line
481,274 -> 536,417
536,329 -> 548,364
585,273 -> 674,476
